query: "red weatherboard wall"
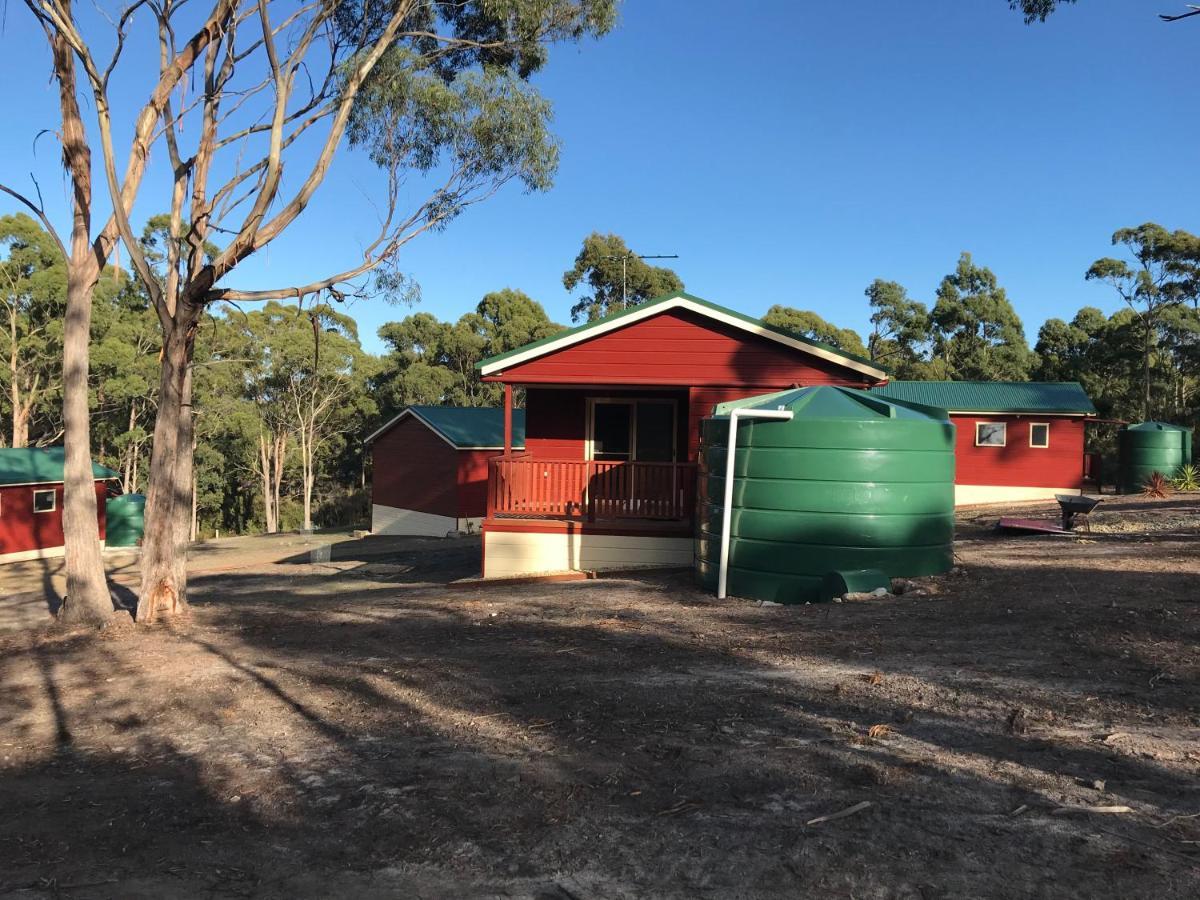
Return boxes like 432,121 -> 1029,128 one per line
510,310 -> 881,462
0,481 -> 108,557
456,449 -> 503,518
489,308 -> 880,388
371,415 -> 458,518
371,415 -> 504,519
524,388 -> 691,460
952,415 -> 1086,488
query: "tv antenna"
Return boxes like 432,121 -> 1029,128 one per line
603,253 -> 680,307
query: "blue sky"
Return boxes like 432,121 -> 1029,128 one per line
2,0 -> 1198,354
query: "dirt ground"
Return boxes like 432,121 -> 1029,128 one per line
1,498 -> 1198,898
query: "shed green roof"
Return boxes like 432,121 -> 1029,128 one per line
365,406 -> 526,449
0,447 -> 120,486
873,381 -> 1097,415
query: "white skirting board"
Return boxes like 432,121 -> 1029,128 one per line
955,484 -> 1082,506
371,504 -> 457,537
484,530 -> 693,578
0,541 -> 106,565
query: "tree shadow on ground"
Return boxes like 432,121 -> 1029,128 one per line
3,549 -> 1199,898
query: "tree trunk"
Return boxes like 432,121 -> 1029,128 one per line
58,269 -> 112,625
259,432 -> 277,533
137,325 -> 193,622
11,403 -> 29,449
189,430 -> 198,543
301,425 -> 313,531
1143,322 -> 1152,422
272,432 -> 286,531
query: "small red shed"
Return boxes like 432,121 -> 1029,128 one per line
365,405 -> 526,536
475,292 -> 889,577
0,447 -> 119,564
872,381 -> 1098,504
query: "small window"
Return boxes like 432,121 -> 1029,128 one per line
33,489 -> 56,513
975,422 -> 1007,447
1029,423 -> 1050,448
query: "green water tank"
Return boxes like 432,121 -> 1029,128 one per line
106,493 -> 146,548
695,386 -> 956,604
1117,422 -> 1193,493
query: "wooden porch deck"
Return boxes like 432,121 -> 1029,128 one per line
485,456 -> 698,533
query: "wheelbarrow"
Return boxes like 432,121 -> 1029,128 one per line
1055,494 -> 1103,532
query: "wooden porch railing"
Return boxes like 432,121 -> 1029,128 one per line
487,457 -> 697,522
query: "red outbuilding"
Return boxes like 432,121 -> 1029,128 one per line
872,381 -> 1098,504
365,405 -> 526,536
475,292 -> 889,577
0,447 -> 119,564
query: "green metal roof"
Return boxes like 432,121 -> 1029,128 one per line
367,406 -> 526,449
476,292 -> 888,376
713,385 -> 950,421
0,447 -> 120,486
873,381 -> 1097,415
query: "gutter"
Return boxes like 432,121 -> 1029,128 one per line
718,407 -> 794,600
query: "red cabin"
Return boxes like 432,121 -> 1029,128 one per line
365,405 -> 526,536
0,447 -> 118,564
476,292 -> 889,577
872,381 -> 1098,504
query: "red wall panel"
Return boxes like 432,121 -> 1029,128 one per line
0,481 -> 108,556
370,415 -> 458,517
490,308 -> 880,388
524,388 -> 691,461
523,389 -> 587,459
952,415 -> 1085,488
456,449 -> 501,519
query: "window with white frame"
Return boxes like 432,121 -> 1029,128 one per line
1029,423 -> 1050,448
33,489 -> 56,513
975,422 -> 1007,447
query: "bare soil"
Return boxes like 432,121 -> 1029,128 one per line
1,499 -> 1199,898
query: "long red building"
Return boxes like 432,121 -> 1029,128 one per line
872,381 -> 1097,504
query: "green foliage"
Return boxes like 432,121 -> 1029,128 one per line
865,279 -> 936,378
375,289 -> 561,415
347,2 -> 618,236
1009,0 -> 1076,23
931,253 -> 1034,381
1173,464 -> 1199,492
562,233 -> 684,322
1084,223 -> 1200,420
762,306 -> 869,358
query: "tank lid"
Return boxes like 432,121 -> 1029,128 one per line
711,385 -> 949,421
1126,421 -> 1193,433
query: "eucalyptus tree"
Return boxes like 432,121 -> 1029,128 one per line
864,279 -> 935,378
931,253 -> 1034,381
763,306 -> 869,358
563,233 -> 684,322
0,214 -> 68,448
1085,224 -> 1200,420
11,0 -> 615,622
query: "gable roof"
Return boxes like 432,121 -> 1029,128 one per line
476,292 -> 889,380
363,405 -> 527,449
0,447 -> 121,487
872,381 -> 1097,416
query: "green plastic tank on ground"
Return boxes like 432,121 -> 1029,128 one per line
106,493 -> 146,548
1117,422 -> 1193,494
695,386 -> 956,604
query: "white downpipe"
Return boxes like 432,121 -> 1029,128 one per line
718,407 -> 794,599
